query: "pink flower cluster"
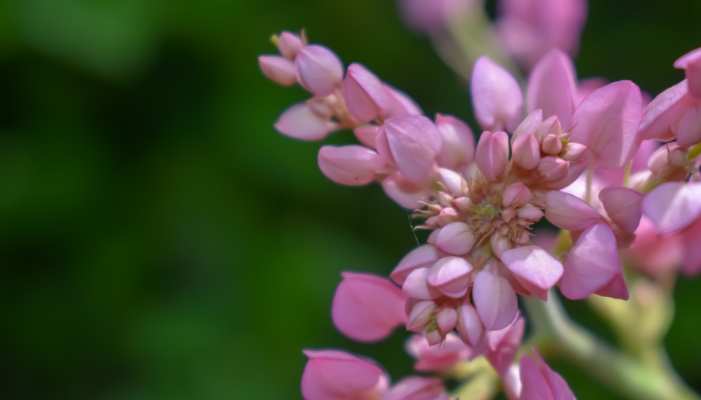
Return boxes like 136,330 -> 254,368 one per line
259,28 -> 701,400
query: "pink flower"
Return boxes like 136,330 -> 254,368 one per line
382,115 -> 442,185
626,217 -> 684,278
342,64 -> 393,123
317,145 -> 383,186
484,316 -> 526,375
258,55 -> 297,86
471,57 -> 523,131
519,351 -> 576,400
406,333 -> 472,372
301,350 -> 388,400
497,0 -> 587,68
275,102 -> 339,141
332,272 -> 407,342
643,182 -> 701,234
398,0 -> 475,34
295,45 -> 344,97
435,114 -> 475,169
385,376 -> 449,400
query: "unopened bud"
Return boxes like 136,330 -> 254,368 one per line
538,157 -> 569,182
541,134 -> 563,155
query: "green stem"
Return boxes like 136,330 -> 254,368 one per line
524,295 -> 699,400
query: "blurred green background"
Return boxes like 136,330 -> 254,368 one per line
1,0 -> 699,398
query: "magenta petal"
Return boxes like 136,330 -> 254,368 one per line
675,47 -> 701,99
318,145 -> 382,186
301,350 -> 386,400
275,102 -> 338,141
473,265 -> 518,331
594,273 -> 629,300
475,130 -> 509,181
384,115 -> 442,184
391,244 -> 441,285
342,64 -> 393,123
599,187 -> 643,234
295,45 -> 344,96
527,49 -> 578,127
544,191 -> 602,231
560,224 -> 623,300
435,114 -> 475,169
570,80 -> 643,167
520,352 -> 575,400
500,246 -> 564,300
385,376 -> 448,400
642,182 -> 701,234
471,57 -> 524,131
332,272 -> 406,342
639,80 -> 691,140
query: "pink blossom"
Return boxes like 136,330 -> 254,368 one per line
435,114 -> 475,169
497,0 -> 587,68
642,182 -> 701,234
275,102 -> 339,141
471,57 -> 524,131
475,130 -> 509,181
406,333 -> 472,372
385,376 -> 449,400
317,145 -> 383,186
342,63 -> 393,123
301,350 -> 388,400
519,351 -> 576,400
295,45 -> 344,97
332,272 -> 407,342
485,316 -> 526,375
258,55 -> 298,86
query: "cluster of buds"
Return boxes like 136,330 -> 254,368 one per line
259,19 -> 701,400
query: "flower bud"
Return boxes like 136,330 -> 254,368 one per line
561,142 -> 587,161
342,64 -> 392,123
453,196 -> 473,212
674,47 -> 701,99
490,233 -> 512,257
517,204 -> 544,221
384,115 -> 442,184
502,182 -> 532,207
258,55 -> 298,86
276,31 -> 304,59
391,245 -> 441,285
427,257 -> 472,298
537,156 -> 569,182
437,168 -> 466,196
457,303 -> 483,347
295,45 -> 344,96
435,222 -> 475,255
436,307 -> 458,335
519,352 -> 575,400
385,85 -> 423,117
318,145 -> 382,186
407,301 -> 437,332
404,268 -> 439,300
435,114 -> 475,169
599,187 -> 643,234
672,104 -> 701,148
476,131 -> 509,181
541,133 -> 563,155
512,131 -> 541,170
302,350 -> 387,400
275,102 -> 338,141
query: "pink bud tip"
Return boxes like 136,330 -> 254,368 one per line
384,115 -> 442,184
675,47 -> 701,99
512,131 -> 541,170
476,131 -> 509,181
427,257 -> 473,298
301,350 -> 387,400
276,31 -> 304,59
342,63 -> 392,123
471,57 -> 523,131
520,351 -> 576,400
275,103 -> 338,141
258,55 -> 298,86
435,114 -> 475,169
295,45 -> 344,97
434,222 -> 475,255
318,145 -> 382,186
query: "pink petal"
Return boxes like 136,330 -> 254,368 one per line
391,244 -> 441,285
642,182 -> 701,234
384,115 -> 442,184
317,145 -> 382,186
435,114 -> 475,169
353,125 -> 381,148
639,80 -> 691,140
385,376 -> 448,400
485,316 -> 525,375
475,130 -> 509,181
403,267 -> 440,300
427,257 -> 473,298
434,222 -> 476,255
473,264 -> 518,331
594,273 -> 629,300
512,131 -> 541,170
681,217 -> 701,276
385,85 -> 423,117
672,103 -> 701,148
599,187 -> 643,234
295,45 -> 344,96
457,303 -> 483,347
301,350 -> 386,400
520,352 -> 575,400
570,81 -> 643,167
560,224 -> 624,300
332,272 -> 406,342
471,57 -> 524,131
675,47 -> 701,99
258,55 -> 298,86
342,63 -> 393,123
275,31 -> 304,59
275,102 -> 338,141
527,49 -> 578,127
500,246 -> 564,300
408,333 -> 471,372
544,190 -> 603,231
381,174 -> 431,209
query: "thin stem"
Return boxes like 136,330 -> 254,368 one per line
524,295 -> 699,400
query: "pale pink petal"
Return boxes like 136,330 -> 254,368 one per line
317,145 -> 382,186
434,222 -> 476,255
258,55 -> 298,86
332,272 -> 406,342
427,257 -> 473,298
342,64 -> 393,123
520,352 -> 575,400
301,350 -> 386,400
475,131 -> 509,181
599,187 -> 643,234
560,224 -> 624,300
681,217 -> 701,276
457,303 -> 483,347
485,316 -> 525,375
403,267 -> 440,300
675,47 -> 701,99
391,244 -> 441,285
384,115 -> 442,184
642,182 -> 701,234
544,191 -> 603,231
385,376 -> 448,400
408,333 -> 471,372
275,103 -> 338,141
385,85 -> 423,117
435,114 -> 475,169
500,246 -> 563,300
473,264 -> 518,331
354,125 -> 381,148
381,174 -> 431,209
276,31 -> 304,59
594,273 -> 629,300
527,49 -> 578,127
471,57 -> 524,131
672,103 -> 701,148
512,131 -> 541,170
639,80 -> 690,140
295,45 -> 344,97
570,80 -> 643,167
